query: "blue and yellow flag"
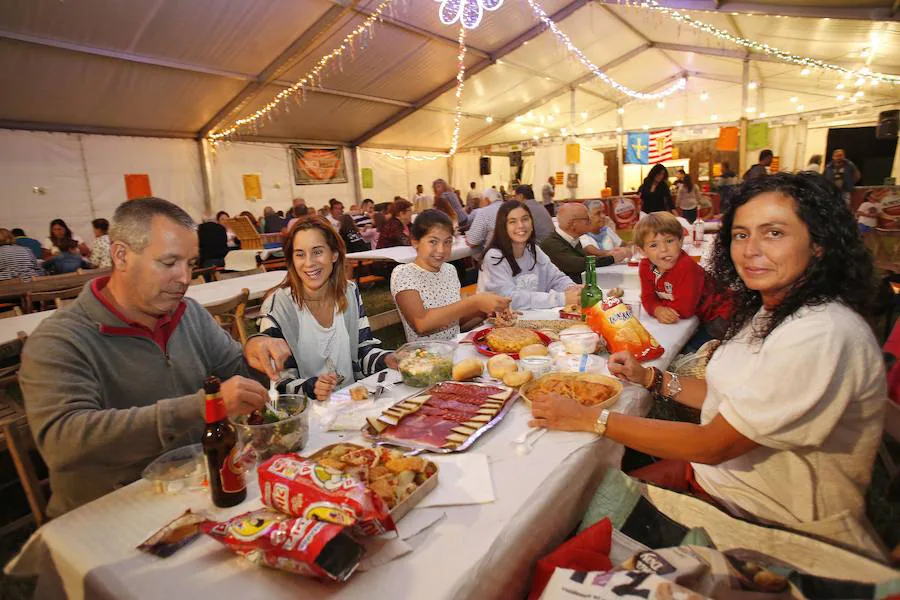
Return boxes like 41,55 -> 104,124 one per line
625,132 -> 650,164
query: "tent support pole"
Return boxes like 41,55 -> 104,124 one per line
568,88 -> 577,200
198,140 -> 214,215
616,109 -> 624,196
350,146 -> 363,204
739,58 -> 750,176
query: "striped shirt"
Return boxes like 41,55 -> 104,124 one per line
0,244 -> 45,280
256,282 -> 389,398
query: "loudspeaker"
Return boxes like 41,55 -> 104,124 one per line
479,156 -> 491,175
509,151 -> 522,168
876,110 -> 899,140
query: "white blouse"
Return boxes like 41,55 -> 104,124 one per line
391,262 -> 461,342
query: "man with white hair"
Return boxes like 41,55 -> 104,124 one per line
20,197 -> 269,517
540,202 -> 614,283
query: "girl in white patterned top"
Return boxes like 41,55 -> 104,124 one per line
391,210 -> 510,343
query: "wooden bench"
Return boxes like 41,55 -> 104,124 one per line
0,269 -> 110,307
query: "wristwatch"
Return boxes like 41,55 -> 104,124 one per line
593,409 -> 610,437
664,371 -> 682,401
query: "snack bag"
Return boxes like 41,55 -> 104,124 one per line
258,454 -> 396,536
586,296 -> 664,362
200,508 -> 364,582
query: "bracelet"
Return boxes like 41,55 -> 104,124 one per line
646,367 -> 663,397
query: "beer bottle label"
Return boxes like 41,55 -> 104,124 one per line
219,445 -> 247,494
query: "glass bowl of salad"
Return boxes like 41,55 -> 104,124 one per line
395,341 -> 456,387
233,394 -> 309,461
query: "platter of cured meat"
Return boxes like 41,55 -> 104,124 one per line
362,381 -> 517,453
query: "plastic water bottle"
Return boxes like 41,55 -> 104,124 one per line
693,217 -> 705,247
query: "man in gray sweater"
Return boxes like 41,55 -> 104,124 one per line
19,198 -> 269,517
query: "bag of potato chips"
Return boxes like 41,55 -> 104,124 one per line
586,297 -> 664,362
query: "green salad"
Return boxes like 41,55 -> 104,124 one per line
399,348 -> 453,387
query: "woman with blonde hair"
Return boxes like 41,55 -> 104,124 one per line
244,216 -> 396,400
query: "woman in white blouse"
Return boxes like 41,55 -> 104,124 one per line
530,172 -> 887,558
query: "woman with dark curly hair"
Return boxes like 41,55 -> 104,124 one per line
529,172 -> 887,557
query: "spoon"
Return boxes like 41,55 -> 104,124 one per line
515,428 -> 547,456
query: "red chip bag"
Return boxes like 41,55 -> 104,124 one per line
200,508 -> 364,581
586,296 -> 664,362
258,454 -> 396,536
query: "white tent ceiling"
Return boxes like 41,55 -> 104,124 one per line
0,0 -> 898,149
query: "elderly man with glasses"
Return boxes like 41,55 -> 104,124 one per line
539,202 -> 614,283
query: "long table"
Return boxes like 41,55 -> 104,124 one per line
346,236 -> 474,264
7,308 -> 698,600
0,271 -> 287,345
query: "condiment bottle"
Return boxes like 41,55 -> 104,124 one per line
202,376 -> 247,507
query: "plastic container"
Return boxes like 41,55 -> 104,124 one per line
560,330 -> 601,354
395,340 -> 456,387
142,444 -> 207,495
520,355 -> 552,379
547,341 -> 567,358
233,394 -> 309,462
553,353 -> 607,374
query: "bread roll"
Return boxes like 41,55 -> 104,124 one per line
519,343 -> 549,358
452,358 -> 484,381
487,354 -> 517,379
503,369 -> 533,387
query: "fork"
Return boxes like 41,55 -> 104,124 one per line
325,357 -> 345,386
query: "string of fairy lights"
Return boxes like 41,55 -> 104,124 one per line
526,0 -> 687,101
632,0 -> 900,85
207,0 -> 395,141
208,0 -> 897,155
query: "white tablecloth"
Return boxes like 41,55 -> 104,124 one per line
346,238 -> 473,264
224,249 -> 282,272
0,271 -> 287,345
8,310 -> 697,600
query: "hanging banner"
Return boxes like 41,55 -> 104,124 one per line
124,174 -> 152,200
770,156 -> 781,172
242,174 -> 262,201
554,171 -> 565,185
566,143 -> 581,164
291,147 -> 348,185
713,162 -> 723,177
648,129 -> 673,162
716,127 -> 739,152
625,132 -> 649,164
361,168 -> 374,189
747,122 -> 770,151
566,173 -> 579,189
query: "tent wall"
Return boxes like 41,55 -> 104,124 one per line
209,142 -> 357,216
0,129 -> 203,243
451,152 -> 513,197
357,149 -> 449,204
531,143 -> 606,200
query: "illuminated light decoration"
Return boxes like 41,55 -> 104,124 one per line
616,127 -> 623,133
642,124 -> 649,130
675,120 -> 683,126
836,94 -> 845,100
836,83 -> 845,90
637,0 -> 900,85
700,91 -> 709,101
436,0 -> 504,30
746,106 -> 756,113
789,96 -> 798,103
373,24 -> 469,160
526,0 -> 686,100
760,112 -> 767,118
797,104 -> 805,111
580,111 -> 588,119
801,68 -> 811,76
209,0 -> 395,140
710,114 -> 719,120
617,107 -> 625,114
485,116 -> 494,123
657,100 -> 665,109
747,81 -> 758,90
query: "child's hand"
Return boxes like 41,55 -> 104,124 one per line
653,307 -> 680,324
564,285 -> 584,307
474,293 -> 511,315
607,287 -> 625,298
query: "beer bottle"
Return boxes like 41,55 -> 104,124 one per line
581,256 -> 603,321
202,376 -> 246,507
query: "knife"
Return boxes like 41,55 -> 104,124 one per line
373,370 -> 388,401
